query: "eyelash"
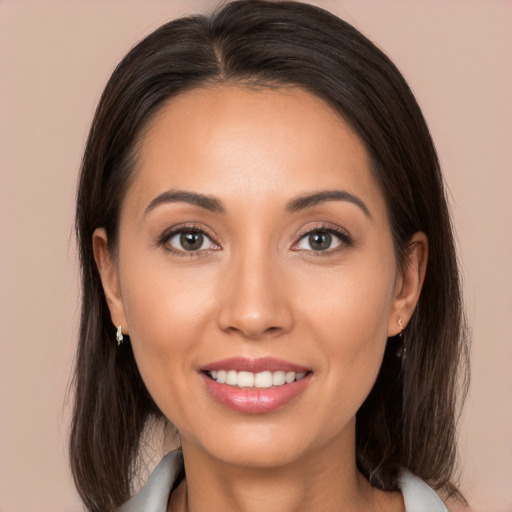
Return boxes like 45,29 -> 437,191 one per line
156,223 -> 353,257
291,224 -> 353,256
156,224 -> 220,258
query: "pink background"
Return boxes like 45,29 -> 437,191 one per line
0,1 -> 510,511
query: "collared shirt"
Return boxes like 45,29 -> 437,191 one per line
119,450 -> 449,512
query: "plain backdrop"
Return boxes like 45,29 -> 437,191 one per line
0,1 -> 511,511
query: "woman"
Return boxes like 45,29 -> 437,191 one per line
70,1 -> 469,510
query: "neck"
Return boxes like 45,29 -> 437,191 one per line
170,422 -> 396,512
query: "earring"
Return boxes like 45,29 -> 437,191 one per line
116,325 -> 124,346
397,317 -> 404,336
395,317 -> 406,361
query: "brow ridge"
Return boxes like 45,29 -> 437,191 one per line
145,189 -> 370,218
285,190 -> 371,217
145,190 -> 226,215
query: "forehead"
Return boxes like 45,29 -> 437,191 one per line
128,84 -> 386,218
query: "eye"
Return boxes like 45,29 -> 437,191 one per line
297,230 -> 341,251
162,228 -> 220,253
292,226 -> 351,253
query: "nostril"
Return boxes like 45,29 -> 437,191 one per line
216,288 -> 294,339
228,324 -> 286,341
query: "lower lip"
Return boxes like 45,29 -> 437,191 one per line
201,373 -> 311,414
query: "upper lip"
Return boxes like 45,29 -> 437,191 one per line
201,357 -> 310,373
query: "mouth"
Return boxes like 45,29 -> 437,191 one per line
205,369 -> 308,388
200,357 -> 313,414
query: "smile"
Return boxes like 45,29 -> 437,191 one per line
207,370 -> 307,388
201,357 -> 312,413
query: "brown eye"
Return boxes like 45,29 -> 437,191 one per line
294,228 -> 346,253
166,229 -> 218,252
180,231 -> 204,251
308,232 -> 332,251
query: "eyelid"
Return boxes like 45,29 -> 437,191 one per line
156,223 -> 221,256
290,223 -> 353,253
156,222 -> 352,256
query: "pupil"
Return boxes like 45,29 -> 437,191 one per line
180,231 -> 203,250
309,232 -> 331,250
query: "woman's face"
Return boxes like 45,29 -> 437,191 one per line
95,85 -> 424,469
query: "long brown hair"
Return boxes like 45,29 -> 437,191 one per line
71,1 -> 469,510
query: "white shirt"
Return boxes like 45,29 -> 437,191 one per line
119,450 -> 448,512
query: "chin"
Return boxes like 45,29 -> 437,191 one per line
181,415 -> 350,471
211,440 -> 308,469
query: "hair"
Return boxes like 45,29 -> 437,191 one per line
70,1 -> 469,510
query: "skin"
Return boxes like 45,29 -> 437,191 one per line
94,85 -> 429,512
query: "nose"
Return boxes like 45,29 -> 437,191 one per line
216,249 -> 294,340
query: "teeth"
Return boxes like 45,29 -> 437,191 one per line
208,369 -> 307,388
226,370 -> 238,385
272,371 -> 286,386
238,371 -> 254,387
254,371 -> 272,388
285,371 -> 295,384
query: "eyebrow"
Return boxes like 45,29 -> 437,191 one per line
144,190 -> 226,215
285,190 -> 371,218
144,188 -> 370,218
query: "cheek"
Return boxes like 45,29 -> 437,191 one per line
118,258 -> 217,401
302,255 -> 395,340
298,257 -> 396,393
122,253 -> 216,336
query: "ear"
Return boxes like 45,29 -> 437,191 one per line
388,232 -> 428,337
92,228 -> 128,333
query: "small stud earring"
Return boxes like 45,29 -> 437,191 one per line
395,317 -> 407,361
116,325 -> 124,346
397,317 -> 404,336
